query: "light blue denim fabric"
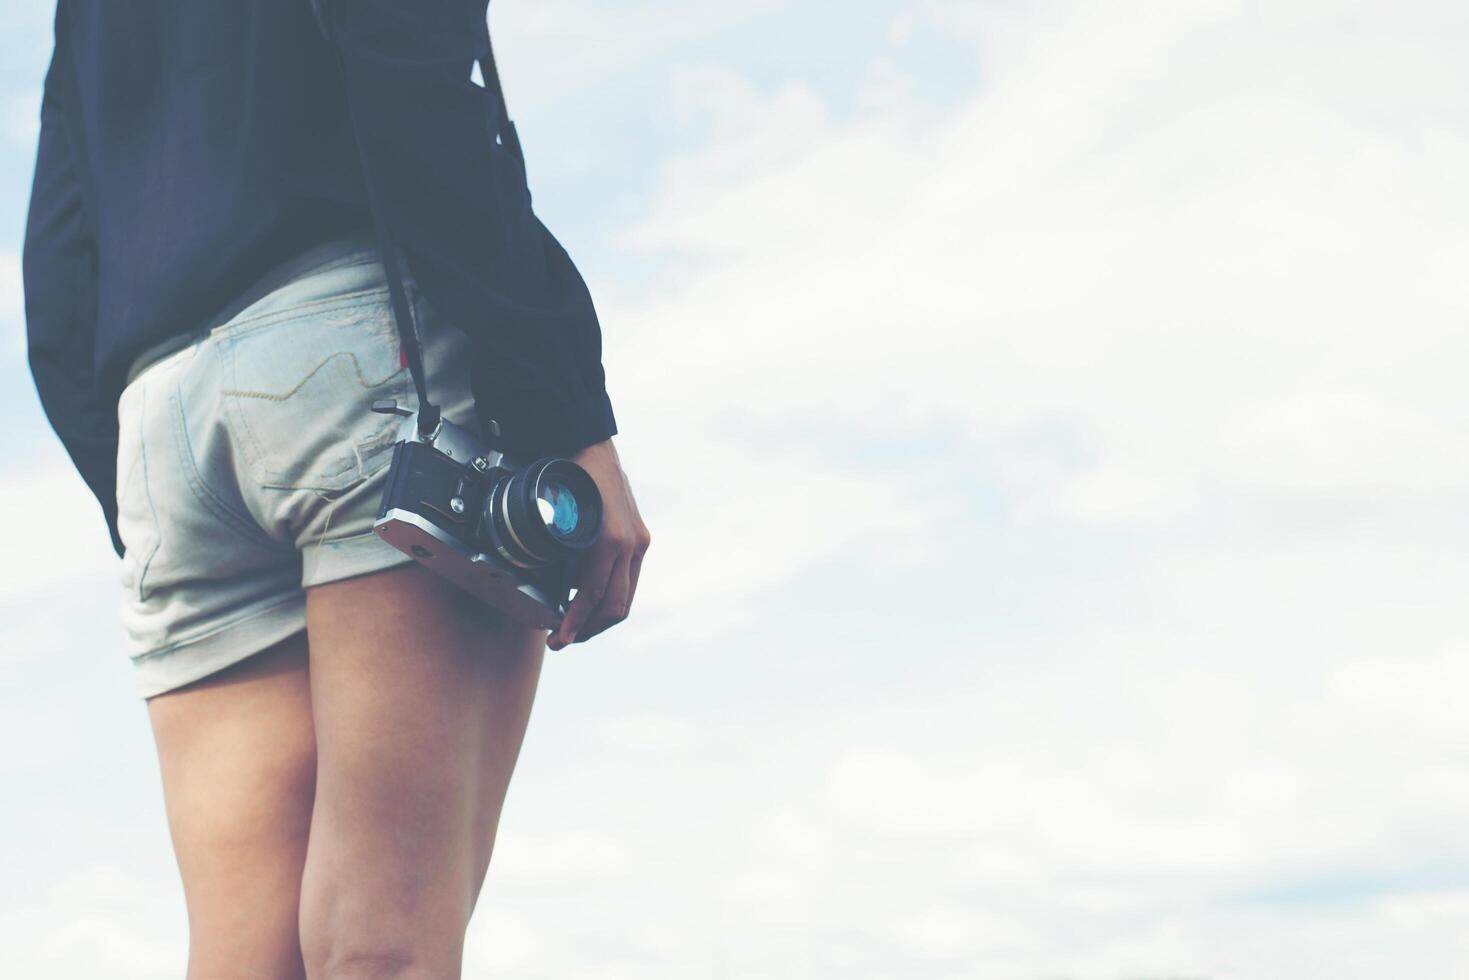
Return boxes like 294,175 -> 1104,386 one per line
115,236 -> 481,699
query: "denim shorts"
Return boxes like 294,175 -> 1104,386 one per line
114,233 -> 481,699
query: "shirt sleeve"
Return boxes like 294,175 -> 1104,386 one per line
24,17 -> 124,558
311,0 -> 618,460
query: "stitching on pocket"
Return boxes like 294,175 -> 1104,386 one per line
132,385 -> 163,603
220,349 -> 403,402
220,304 -> 409,493
169,376 -> 288,552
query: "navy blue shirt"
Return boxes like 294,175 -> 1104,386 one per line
23,0 -> 617,558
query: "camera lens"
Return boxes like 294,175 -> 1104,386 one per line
483,457 -> 602,567
537,478 -> 583,541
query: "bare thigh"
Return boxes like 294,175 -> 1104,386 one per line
145,629 -> 316,980
297,562 -> 545,976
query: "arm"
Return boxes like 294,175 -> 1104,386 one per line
314,1 -> 649,645
311,0 -> 617,460
24,14 -> 123,557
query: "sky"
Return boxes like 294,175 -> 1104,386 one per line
2,0 -> 1468,977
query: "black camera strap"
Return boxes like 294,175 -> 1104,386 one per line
314,2 -> 519,440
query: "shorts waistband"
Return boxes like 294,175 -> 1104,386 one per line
124,230 -> 385,388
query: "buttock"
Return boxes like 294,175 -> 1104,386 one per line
114,244 -> 480,700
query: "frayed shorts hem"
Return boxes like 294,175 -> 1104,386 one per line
132,537 -> 420,700
132,594 -> 307,701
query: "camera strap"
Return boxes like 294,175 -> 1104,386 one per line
314,3 -> 519,441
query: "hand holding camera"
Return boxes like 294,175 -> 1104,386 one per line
328,17 -> 648,646
370,404 -> 649,644
547,437 -> 651,650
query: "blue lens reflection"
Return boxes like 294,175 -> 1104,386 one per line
537,480 -> 580,538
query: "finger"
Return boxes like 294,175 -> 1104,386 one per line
574,550 -> 630,643
625,549 -> 646,611
624,521 -> 650,607
550,545 -> 616,650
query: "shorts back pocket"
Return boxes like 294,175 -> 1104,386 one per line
115,378 -> 163,601
217,289 -> 411,494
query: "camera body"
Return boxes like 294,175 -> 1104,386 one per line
371,403 -> 603,630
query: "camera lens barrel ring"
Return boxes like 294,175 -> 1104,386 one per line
480,457 -> 603,568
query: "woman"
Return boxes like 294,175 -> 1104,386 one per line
23,2 -> 650,976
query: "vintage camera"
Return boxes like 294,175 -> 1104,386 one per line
369,399 -> 603,629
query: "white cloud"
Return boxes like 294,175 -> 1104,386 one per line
491,0 -> 784,111
612,622 -> 1469,978
625,447 -> 939,641
0,249 -> 23,337
0,863 -> 178,980
47,863 -> 148,909
461,1 -> 1469,976
488,827 -> 636,891
598,711 -> 697,755
0,459 -> 119,604
605,0 -> 1469,537
3,86 -> 39,150
1012,456 -> 1201,526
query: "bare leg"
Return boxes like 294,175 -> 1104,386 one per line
145,630 -> 317,980
297,562 -> 545,979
